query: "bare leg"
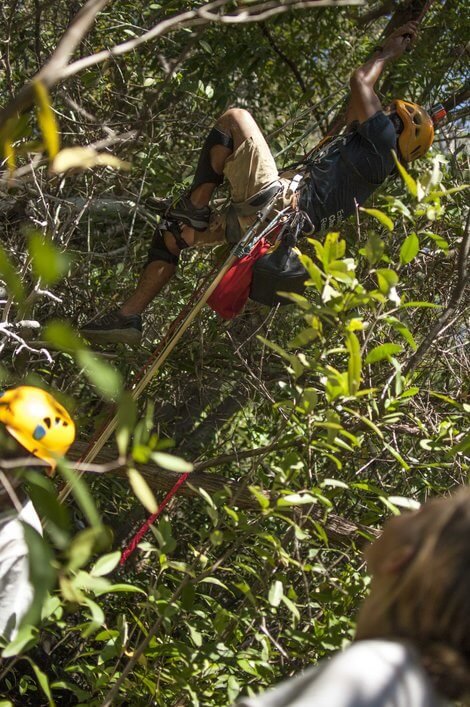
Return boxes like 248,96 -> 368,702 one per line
120,261 -> 176,316
166,108 -> 266,251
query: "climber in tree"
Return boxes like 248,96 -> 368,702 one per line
81,21 -> 434,345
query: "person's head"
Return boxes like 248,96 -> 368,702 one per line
356,488 -> 470,700
385,99 -> 434,162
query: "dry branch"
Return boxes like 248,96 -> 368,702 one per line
0,0 -> 361,134
69,440 -> 377,547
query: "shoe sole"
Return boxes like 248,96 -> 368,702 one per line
166,208 -> 210,231
80,328 -> 142,346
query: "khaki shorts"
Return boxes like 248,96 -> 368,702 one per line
193,134 -> 293,247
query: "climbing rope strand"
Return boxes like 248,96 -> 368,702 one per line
119,471 -> 190,565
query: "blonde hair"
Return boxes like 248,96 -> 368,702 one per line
378,488 -> 470,699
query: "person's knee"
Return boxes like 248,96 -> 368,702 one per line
217,107 -> 253,131
146,229 -> 179,266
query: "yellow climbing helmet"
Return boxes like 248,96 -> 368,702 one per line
0,386 -> 75,468
394,99 -> 434,162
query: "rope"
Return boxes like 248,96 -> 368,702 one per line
59,193 -> 286,512
119,471 -> 190,565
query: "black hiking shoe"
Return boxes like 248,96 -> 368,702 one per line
148,194 -> 211,231
80,310 -> 142,346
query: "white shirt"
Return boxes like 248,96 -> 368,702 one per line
235,640 -> 449,707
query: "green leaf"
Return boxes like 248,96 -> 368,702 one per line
188,624 -> 203,647
399,233 -> 419,265
116,393 -> 137,457
376,268 -> 400,303
151,451 -> 193,473
2,624 -> 38,657
51,146 -> 131,174
91,550 -> 121,577
345,331 -> 361,394
25,471 -> 70,549
365,343 -> 403,364
400,301 -> 440,309
376,268 -> 398,293
128,467 -> 158,513
384,442 -> 410,471
362,232 -> 385,265
23,656 -> 56,707
44,320 -> 84,351
289,326 -> 319,348
430,184 -> 469,198
360,207 -> 394,231
83,597 -> 105,626
66,526 -> 110,572
392,151 -> 417,198
94,583 -> 146,596
20,525 -> 56,628
34,80 -> 60,158
448,433 -> 470,457
281,594 -> 301,621
277,493 -> 316,507
299,253 -> 323,290
388,496 -> 420,510
249,485 -> 270,509
77,350 -> 122,400
268,579 -> 283,607
28,232 -> 70,285
57,459 -> 101,527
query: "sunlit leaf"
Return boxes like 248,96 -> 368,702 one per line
128,467 -> 158,513
365,343 -> 403,364
399,232 -> 419,265
151,451 -> 193,473
268,579 -> 283,607
388,496 -> 421,510
91,550 -> 122,577
345,331 -> 361,394
360,207 -> 394,232
392,151 -> 417,198
51,146 -> 131,174
34,80 -> 60,158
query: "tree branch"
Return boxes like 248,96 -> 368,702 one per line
68,440 -> 377,546
0,0 -> 360,133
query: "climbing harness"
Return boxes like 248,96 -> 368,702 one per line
208,174 -> 306,318
0,386 -> 75,470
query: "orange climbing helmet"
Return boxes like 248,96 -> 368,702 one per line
0,386 -> 75,469
394,99 -> 434,162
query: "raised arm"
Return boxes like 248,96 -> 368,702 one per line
347,21 -> 418,125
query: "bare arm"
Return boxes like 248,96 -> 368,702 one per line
347,21 -> 418,125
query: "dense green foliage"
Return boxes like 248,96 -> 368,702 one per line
0,1 -> 468,704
